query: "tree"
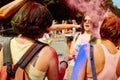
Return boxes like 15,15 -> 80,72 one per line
104,0 -> 120,17
37,0 -> 82,20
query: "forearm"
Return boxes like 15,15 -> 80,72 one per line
50,24 -> 80,30
59,54 -> 76,80
0,0 -> 26,19
59,61 -> 68,80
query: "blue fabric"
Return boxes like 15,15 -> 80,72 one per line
71,44 -> 88,80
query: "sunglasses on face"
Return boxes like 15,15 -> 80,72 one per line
84,19 -> 92,23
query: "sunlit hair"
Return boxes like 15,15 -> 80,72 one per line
100,16 -> 120,46
11,1 -> 53,39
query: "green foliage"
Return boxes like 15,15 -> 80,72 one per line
36,0 -> 59,6
39,0 -> 120,19
105,0 -> 120,17
1,0 -> 120,35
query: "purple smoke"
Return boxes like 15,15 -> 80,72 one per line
64,0 -> 111,38
64,0 -> 109,21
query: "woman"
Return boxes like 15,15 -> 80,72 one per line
0,1 -> 74,80
70,15 -> 99,54
71,15 -> 120,80
65,15 -> 98,80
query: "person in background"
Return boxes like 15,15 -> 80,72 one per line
70,15 -> 100,58
72,19 -> 78,36
65,15 -> 101,80
0,1 -> 74,80
71,14 -> 120,80
64,19 -> 78,54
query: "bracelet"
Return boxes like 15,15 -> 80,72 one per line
60,61 -> 68,68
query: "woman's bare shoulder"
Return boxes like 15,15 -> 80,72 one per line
39,45 -> 58,60
33,45 -> 58,72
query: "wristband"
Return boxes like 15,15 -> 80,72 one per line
60,61 -> 68,68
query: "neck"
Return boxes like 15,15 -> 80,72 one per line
83,31 -> 92,37
102,39 -> 114,46
84,30 -> 92,34
16,35 -> 35,44
101,39 -> 117,54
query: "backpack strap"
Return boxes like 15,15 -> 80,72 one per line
75,32 -> 80,41
15,41 -> 47,69
3,37 -> 15,78
3,39 -> 47,78
3,37 -> 13,66
90,44 -> 97,80
10,41 -> 47,78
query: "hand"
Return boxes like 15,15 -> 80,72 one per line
74,25 -> 81,29
63,54 -> 76,62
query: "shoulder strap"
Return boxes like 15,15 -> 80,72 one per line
3,37 -> 13,66
3,39 -> 47,78
90,44 -> 97,80
75,32 -> 80,41
3,37 -> 15,78
16,41 -> 47,69
11,41 -> 47,77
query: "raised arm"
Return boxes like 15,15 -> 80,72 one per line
49,24 -> 81,30
0,0 -> 26,19
70,32 -> 80,53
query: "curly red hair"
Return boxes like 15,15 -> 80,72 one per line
100,16 -> 120,46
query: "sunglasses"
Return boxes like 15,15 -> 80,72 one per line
84,19 -> 92,23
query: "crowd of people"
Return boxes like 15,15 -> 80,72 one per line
0,0 -> 120,80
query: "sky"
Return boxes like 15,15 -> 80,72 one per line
112,0 -> 120,8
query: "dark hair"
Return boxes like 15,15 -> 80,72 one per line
80,15 -> 85,34
100,16 -> 120,45
11,1 -> 53,39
